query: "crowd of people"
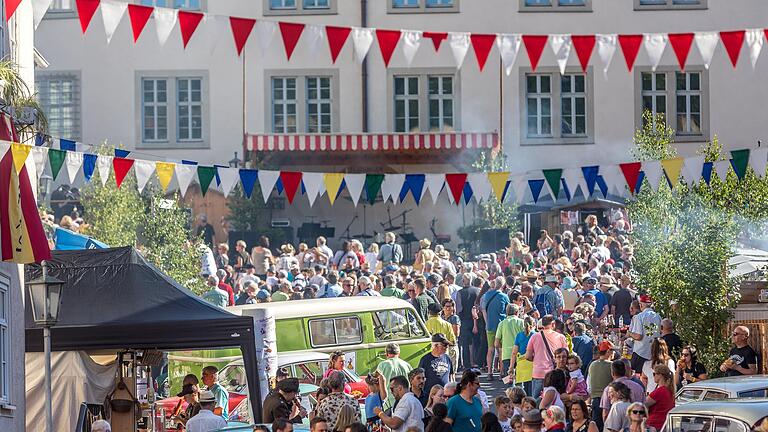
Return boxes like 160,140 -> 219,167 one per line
190,212 -> 760,432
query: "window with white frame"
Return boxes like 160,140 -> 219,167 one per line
526,75 -> 552,137
137,72 -> 208,148
428,76 -> 454,131
389,0 -> 458,13
271,77 -> 297,133
267,71 -> 339,133
49,0 -> 74,10
635,0 -> 705,9
521,70 -> 594,144
176,78 -> 203,141
264,0 -> 335,15
635,69 -> 707,140
139,0 -> 202,10
306,77 -> 332,133
36,73 -> 81,141
520,0 -> 591,11
0,273 -> 9,404
394,76 -> 420,133
142,78 -> 169,142
560,74 -> 586,136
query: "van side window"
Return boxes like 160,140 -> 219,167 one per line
406,310 -> 426,337
309,316 -> 363,347
373,309 -> 410,341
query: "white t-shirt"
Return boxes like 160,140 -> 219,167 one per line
185,409 -> 227,432
499,418 -> 513,432
604,401 -> 631,432
393,392 -> 424,432
642,358 -> 676,393
629,308 -> 662,359
542,386 -> 566,412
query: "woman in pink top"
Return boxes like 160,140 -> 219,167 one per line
323,351 -> 352,394
524,315 -> 568,399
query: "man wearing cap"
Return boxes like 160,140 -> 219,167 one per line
201,366 -> 229,421
597,276 -> 618,320
522,409 -> 544,432
185,390 -> 227,432
426,303 -> 456,344
173,384 -> 201,426
376,343 -> 413,409
533,275 -> 564,319
587,341 -> 615,430
356,276 -> 381,296
419,333 -> 455,393
263,378 -> 305,424
627,294 -> 661,374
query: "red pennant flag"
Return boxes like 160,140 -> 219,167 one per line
5,0 -> 22,21
230,16 -> 256,56
376,29 -> 401,67
423,31 -> 448,52
668,33 -> 694,71
618,34 -> 643,72
113,157 -> 135,189
326,26 -> 351,63
280,171 -> 302,204
571,35 -> 596,72
127,4 -> 153,43
470,34 -> 496,71
279,22 -> 305,60
75,0 -> 101,33
178,11 -> 204,48
522,35 -> 548,71
445,173 -> 467,205
720,30 -> 745,68
619,162 -> 642,195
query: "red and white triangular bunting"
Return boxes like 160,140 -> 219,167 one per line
644,33 -> 668,71
746,28 -> 765,69
352,27 -> 375,63
100,0 -> 127,44
694,32 -> 718,69
229,16 -> 255,56
523,35 -> 548,71
470,33 -> 497,72
448,32 -> 471,68
75,0 -> 101,33
668,33 -> 694,71
127,3 -> 153,43
279,21 -> 305,60
326,26 -> 351,63
550,34 -> 572,74
497,34 -> 522,76
154,7 -> 177,46
376,29 -> 402,67
572,34 -> 596,72
178,10 -> 204,49
401,30 -> 422,66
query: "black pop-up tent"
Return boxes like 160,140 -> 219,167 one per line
25,246 -> 263,421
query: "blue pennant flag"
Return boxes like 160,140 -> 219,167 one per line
336,179 -> 347,201
35,133 -> 46,146
561,178 -> 571,202
462,182 -> 473,204
114,149 -> 131,158
501,180 -> 511,202
529,179 -> 545,203
214,164 -> 227,186
276,177 -> 284,194
635,171 -> 646,193
239,169 -> 258,198
400,174 -> 426,204
701,162 -> 713,185
596,175 -> 608,198
59,139 -> 76,151
83,154 -> 98,181
182,160 -> 198,165
582,166 -> 600,196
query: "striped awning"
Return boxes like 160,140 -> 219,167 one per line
244,132 -> 498,152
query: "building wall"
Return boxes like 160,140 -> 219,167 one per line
0,263 -> 25,432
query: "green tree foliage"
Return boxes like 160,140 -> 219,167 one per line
472,151 -> 520,233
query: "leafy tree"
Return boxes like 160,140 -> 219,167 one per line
472,151 -> 520,234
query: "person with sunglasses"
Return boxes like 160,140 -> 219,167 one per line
446,370 -> 484,432
720,326 -> 758,376
676,346 -> 707,387
625,402 -> 655,432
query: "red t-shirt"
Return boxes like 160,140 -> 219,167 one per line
647,386 -> 675,430
218,282 -> 235,306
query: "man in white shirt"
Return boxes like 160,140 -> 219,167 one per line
316,236 -> 333,265
185,390 -> 226,432
627,294 -> 661,374
374,375 -> 424,432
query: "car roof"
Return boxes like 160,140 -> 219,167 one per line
668,399 -> 768,424
226,351 -> 332,367
678,374 -> 768,392
228,296 -> 417,320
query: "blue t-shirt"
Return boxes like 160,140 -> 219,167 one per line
480,290 -> 510,332
418,352 -> 454,392
587,289 -> 607,316
446,394 -> 482,432
365,392 -> 384,421
322,283 -> 342,298
572,334 -> 596,374
514,331 -> 535,355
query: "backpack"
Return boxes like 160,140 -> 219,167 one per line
534,289 -> 555,317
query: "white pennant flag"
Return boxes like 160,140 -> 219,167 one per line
467,173 -> 492,203
202,14 -> 226,56
550,34 -> 572,75
713,160 -> 731,182
175,164 -> 197,197
600,164 -> 626,197
154,8 -> 178,47
305,25 -> 326,61
352,27 -> 375,63
644,34 -> 668,71
32,146 -> 49,178
32,0 -> 54,29
746,29 -> 764,69
258,170 -> 280,203
381,174 -> 405,203
497,34 -> 522,76
97,155 -> 113,186
134,160 -> 156,193
100,0 -> 127,44
302,173 -> 323,207
642,160 -> 663,191
448,32 -> 471,68
596,34 -> 617,75
65,151 -> 83,184
218,167 -> 240,197
562,167 -> 586,198
749,147 -> 768,178
694,32 -> 718,69
345,174 -> 366,207
510,175 -> 529,204
682,156 -> 705,187
424,174 -> 445,205
401,30 -> 423,66
255,20 -> 277,55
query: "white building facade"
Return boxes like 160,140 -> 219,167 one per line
33,0 -> 768,249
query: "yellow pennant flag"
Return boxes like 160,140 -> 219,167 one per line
487,172 -> 510,201
155,162 -> 176,192
661,157 -> 684,188
11,143 -> 30,174
324,173 -> 345,205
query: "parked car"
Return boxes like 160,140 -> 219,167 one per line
675,375 -> 768,404
663,399 -> 768,432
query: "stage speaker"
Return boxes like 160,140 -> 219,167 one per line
478,228 -> 511,253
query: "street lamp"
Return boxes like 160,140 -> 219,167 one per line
228,151 -> 242,168
39,172 -> 53,202
26,261 -> 64,432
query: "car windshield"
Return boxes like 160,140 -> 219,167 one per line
220,363 -> 248,394
668,415 -> 713,432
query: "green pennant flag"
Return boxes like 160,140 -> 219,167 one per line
730,149 -> 750,180
365,174 -> 385,205
48,149 -> 67,180
543,168 -> 563,199
197,166 -> 217,196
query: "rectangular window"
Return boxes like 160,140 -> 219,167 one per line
521,0 -> 590,11
641,72 -> 667,126
560,74 -> 586,136
141,78 -> 168,142
50,0 -> 74,10
270,0 -> 296,9
635,68 -> 707,140
425,0 -> 454,6
635,0 -> 705,9
265,0 -> 335,14
176,78 -> 203,141
0,274 -> 9,403
306,77 -> 332,133
428,76 -> 454,131
393,0 -> 419,7
303,0 -> 329,8
389,0 -> 458,12
526,74 -> 552,137
308,317 -> 362,347
271,77 -> 297,133
36,73 -> 81,141
139,0 -> 202,10
676,72 -> 701,135
394,76 -> 420,132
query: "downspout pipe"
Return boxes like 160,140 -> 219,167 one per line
361,0 -> 369,132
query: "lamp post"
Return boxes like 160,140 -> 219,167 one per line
228,151 -> 242,168
26,261 -> 64,432
39,172 -> 53,202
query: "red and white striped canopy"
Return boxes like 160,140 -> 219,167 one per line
244,132 -> 498,152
